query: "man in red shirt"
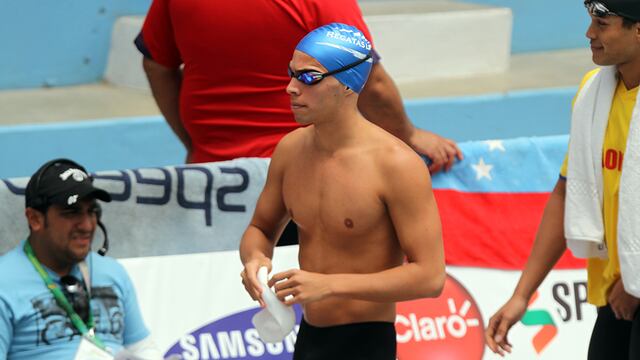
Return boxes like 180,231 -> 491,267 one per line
136,0 -> 462,172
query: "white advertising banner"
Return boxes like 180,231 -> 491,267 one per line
0,159 -> 270,257
120,247 -> 595,360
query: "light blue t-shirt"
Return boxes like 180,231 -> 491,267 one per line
0,241 -> 150,359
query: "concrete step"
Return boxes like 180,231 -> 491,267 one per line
105,0 -> 512,89
0,83 -> 158,125
0,48 -> 594,126
398,48 -> 594,98
361,0 -> 511,83
104,16 -> 149,91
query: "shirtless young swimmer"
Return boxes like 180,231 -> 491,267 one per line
239,23 -> 445,360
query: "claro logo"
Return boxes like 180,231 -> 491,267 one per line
164,306 -> 302,360
395,274 -> 485,359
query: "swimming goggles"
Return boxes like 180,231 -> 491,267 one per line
288,53 -> 372,86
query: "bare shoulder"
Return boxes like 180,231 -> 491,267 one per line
263,128 -> 309,182
367,131 -> 432,198
274,126 -> 308,152
373,132 -> 428,178
271,127 -> 310,162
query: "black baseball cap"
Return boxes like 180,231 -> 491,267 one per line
25,159 -> 111,210
585,0 -> 640,22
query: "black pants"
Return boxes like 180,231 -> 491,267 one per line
293,318 -> 396,360
588,304 -> 640,359
276,221 -> 299,247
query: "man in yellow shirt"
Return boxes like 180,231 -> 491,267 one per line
485,1 -> 640,358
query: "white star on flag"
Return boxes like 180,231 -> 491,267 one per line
485,140 -> 506,152
472,158 -> 493,180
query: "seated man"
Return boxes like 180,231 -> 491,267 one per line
240,23 -> 445,359
0,159 -> 161,359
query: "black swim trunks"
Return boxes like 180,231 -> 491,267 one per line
293,318 -> 396,360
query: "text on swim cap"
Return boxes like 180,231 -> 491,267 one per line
325,31 -> 371,51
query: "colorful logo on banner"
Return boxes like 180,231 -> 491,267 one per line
520,291 -> 557,354
164,306 -> 303,359
395,274 -> 485,359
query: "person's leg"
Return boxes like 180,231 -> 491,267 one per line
629,307 -> 640,360
587,305 -> 632,360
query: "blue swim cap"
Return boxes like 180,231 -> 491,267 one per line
295,23 -> 373,93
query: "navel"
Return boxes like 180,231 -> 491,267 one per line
344,218 -> 354,229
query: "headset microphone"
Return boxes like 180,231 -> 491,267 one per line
95,203 -> 109,256
97,221 -> 109,256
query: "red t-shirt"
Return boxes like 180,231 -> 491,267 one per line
140,0 -> 374,163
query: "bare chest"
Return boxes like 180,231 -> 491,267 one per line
282,157 -> 388,239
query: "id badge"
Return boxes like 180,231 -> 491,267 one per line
74,336 -> 114,360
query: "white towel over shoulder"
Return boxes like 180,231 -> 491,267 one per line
565,66 -> 640,297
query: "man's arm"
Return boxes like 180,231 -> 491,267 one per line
358,63 -> 463,173
0,298 -> 12,357
118,262 -> 161,359
239,134 -> 293,306
485,179 -> 568,356
333,149 -> 446,301
271,149 -> 445,304
142,57 -> 191,161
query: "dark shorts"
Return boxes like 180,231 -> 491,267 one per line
587,304 -> 640,360
276,220 -> 298,247
293,318 -> 396,360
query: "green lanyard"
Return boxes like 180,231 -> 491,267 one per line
23,241 -> 106,350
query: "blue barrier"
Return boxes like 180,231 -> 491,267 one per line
0,88 -> 577,179
406,87 -> 575,141
0,116 -> 184,178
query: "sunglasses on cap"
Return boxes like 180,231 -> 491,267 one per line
288,53 -> 372,86
60,275 -> 90,322
585,0 -> 632,19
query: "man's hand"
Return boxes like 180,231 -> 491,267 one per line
408,129 -> 463,173
485,295 -> 528,356
240,257 -> 272,307
608,278 -> 640,321
270,269 -> 332,306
